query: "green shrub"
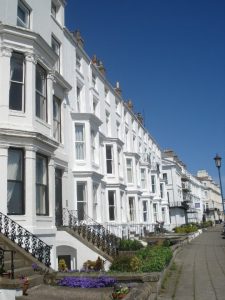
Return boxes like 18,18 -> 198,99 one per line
118,239 -> 144,251
110,256 -> 133,272
137,246 -> 173,272
110,245 -> 173,273
174,224 -> 198,233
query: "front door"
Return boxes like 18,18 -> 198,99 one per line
55,169 -> 63,226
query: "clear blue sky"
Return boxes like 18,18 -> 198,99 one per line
65,0 -> 225,188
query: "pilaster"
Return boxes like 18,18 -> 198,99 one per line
24,146 -> 37,227
0,47 -> 12,122
0,145 -> 9,214
25,53 -> 37,125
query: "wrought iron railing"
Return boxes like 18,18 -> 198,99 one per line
0,247 -> 15,279
0,212 -> 51,267
63,209 -> 120,257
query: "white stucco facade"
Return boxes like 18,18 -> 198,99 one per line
0,0 -> 171,270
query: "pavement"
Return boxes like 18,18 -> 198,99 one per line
158,225 -> 225,300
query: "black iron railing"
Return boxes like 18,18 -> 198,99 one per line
0,212 -> 51,267
63,209 -> 120,257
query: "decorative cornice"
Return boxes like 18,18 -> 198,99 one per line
0,46 -> 12,57
25,52 -> 38,64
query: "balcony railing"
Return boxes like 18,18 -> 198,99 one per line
182,182 -> 191,191
0,212 -> 51,267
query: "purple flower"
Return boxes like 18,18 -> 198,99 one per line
57,276 -> 116,288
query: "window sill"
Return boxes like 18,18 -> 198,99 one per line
9,110 -> 26,117
35,117 -> 51,129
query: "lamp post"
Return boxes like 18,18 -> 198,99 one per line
214,154 -> 225,222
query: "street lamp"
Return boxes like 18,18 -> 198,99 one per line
214,154 -> 225,222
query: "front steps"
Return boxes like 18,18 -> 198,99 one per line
0,233 -> 51,294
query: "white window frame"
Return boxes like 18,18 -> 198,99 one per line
92,73 -> 97,89
51,35 -> 60,72
108,191 -> 116,221
141,168 -> 146,189
35,64 -> 47,121
153,203 -> 158,222
151,175 -> 156,193
128,197 -> 135,222
36,154 -> 49,216
77,182 -> 86,221
76,85 -> 81,112
9,52 -> 25,112
143,200 -> 148,222
53,95 -> 61,142
75,124 -> 85,160
91,130 -> 96,163
51,1 -> 57,18
17,0 -> 30,29
126,158 -> 133,184
76,54 -> 81,71
106,145 -> 114,174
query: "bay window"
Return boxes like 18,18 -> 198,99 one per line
7,148 -> 24,215
36,64 -> 47,121
36,154 -> 48,215
9,52 -> 25,111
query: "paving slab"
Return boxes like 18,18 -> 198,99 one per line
158,225 -> 225,300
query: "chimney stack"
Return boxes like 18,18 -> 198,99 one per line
74,30 -> 84,48
114,81 -> 122,95
127,100 -> 133,111
136,112 -> 143,124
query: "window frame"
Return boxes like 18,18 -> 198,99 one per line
7,148 -> 25,215
108,190 -> 116,221
151,175 -> 156,193
9,52 -> 25,111
53,95 -> 61,142
51,35 -> 60,72
141,168 -> 146,189
17,0 -> 30,29
75,124 -> 85,160
77,182 -> 87,221
128,197 -> 135,222
106,145 -> 114,174
142,200 -> 148,222
36,153 -> 49,216
126,158 -> 133,183
35,63 -> 47,121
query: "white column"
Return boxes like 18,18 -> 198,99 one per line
0,145 -> 9,214
48,155 -> 55,222
25,146 -> 36,229
0,47 -> 12,122
25,53 -> 37,126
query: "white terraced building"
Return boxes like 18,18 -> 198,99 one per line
0,0 -> 171,271
162,150 -> 207,228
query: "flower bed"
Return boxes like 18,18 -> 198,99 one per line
57,276 -> 116,288
110,245 -> 173,273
